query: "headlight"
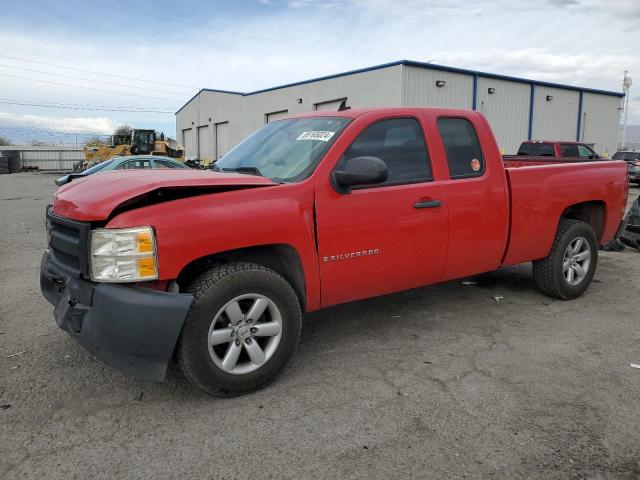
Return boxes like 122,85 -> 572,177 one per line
89,226 -> 158,282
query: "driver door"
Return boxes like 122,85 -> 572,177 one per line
314,116 -> 449,307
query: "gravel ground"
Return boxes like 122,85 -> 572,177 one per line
1,172 -> 639,480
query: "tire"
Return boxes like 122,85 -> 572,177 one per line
533,219 -> 598,300
0,167 -> 9,175
177,262 -> 302,396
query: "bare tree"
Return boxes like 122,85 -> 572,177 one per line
84,135 -> 106,146
113,125 -> 132,136
0,136 -> 11,146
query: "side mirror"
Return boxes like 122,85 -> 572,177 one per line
589,154 -> 600,160
332,156 -> 388,192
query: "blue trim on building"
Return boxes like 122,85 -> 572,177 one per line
472,75 -> 478,110
176,59 -> 625,115
576,91 -> 583,141
528,84 -> 535,140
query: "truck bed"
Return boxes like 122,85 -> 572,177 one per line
502,160 -> 628,266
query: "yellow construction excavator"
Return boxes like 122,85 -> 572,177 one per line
80,129 -> 185,170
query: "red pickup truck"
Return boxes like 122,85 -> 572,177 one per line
503,140 -> 602,167
41,107 -> 628,396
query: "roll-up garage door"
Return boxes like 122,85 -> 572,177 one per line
314,98 -> 347,111
197,125 -> 210,162
182,128 -> 196,157
215,122 -> 230,159
265,110 -> 289,123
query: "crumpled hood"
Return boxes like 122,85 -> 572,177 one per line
53,169 -> 277,221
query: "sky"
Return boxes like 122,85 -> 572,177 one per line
0,0 -> 638,145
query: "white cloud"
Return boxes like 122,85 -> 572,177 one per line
0,0 -> 638,137
0,112 -> 118,134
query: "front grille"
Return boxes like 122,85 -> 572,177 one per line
46,207 -> 90,277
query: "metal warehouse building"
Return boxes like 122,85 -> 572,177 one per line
176,60 -> 624,163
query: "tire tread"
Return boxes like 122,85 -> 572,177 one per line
532,219 -> 596,300
176,262 -> 301,397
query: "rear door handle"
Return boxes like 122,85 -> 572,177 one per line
414,200 -> 442,209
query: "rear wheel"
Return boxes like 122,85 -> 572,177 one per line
177,263 -> 302,396
532,219 -> 598,300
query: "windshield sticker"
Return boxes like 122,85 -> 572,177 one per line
296,131 -> 335,142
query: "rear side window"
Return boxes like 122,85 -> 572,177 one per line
341,118 -> 432,185
154,159 -> 184,169
517,143 -> 533,155
561,144 -> 579,157
437,118 -> 484,179
538,143 -> 555,156
116,160 -> 152,170
521,143 -> 555,156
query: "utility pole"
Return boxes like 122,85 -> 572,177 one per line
621,70 -> 632,150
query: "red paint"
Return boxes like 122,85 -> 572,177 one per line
53,169 -> 275,221
52,107 -> 628,311
503,140 -> 603,164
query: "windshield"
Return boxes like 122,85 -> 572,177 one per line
213,117 -> 350,182
84,159 -> 114,174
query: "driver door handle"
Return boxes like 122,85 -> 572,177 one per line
414,200 -> 442,209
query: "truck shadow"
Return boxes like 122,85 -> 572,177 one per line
299,263 -> 538,349
164,263 -> 539,398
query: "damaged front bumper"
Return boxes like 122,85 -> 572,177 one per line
40,249 -> 193,381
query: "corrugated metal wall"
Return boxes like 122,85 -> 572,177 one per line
401,66 -> 473,109
581,93 -> 621,156
176,65 -> 404,162
0,146 -> 83,171
476,77 -> 530,154
176,63 -> 622,162
532,86 -> 580,141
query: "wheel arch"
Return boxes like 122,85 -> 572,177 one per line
559,200 -> 606,243
176,244 -> 307,311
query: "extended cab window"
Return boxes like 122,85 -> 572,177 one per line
561,144 -> 580,157
341,118 -> 432,185
437,118 -> 484,178
538,143 -> 555,156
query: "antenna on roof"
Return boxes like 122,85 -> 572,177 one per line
338,99 -> 351,111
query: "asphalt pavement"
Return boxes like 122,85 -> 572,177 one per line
1,173 -> 639,479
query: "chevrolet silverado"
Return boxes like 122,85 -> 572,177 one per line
41,107 -> 628,396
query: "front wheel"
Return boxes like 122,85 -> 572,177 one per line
532,219 -> 598,300
177,263 -> 302,396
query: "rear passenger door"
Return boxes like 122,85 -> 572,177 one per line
315,116 -> 449,307
434,117 -> 509,281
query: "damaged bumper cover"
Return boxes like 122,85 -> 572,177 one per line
40,249 -> 193,381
